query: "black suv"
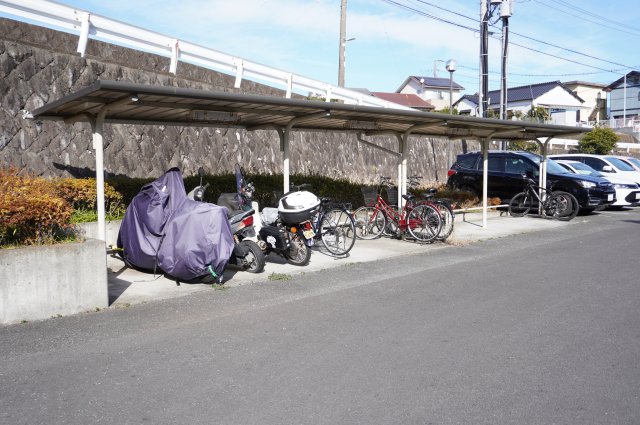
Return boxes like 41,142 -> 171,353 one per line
446,150 -> 616,211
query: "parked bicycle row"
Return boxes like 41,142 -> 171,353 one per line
114,166 -> 459,284
353,175 -> 455,243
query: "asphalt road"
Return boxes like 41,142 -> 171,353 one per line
2,209 -> 639,425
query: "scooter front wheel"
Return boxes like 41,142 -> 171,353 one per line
239,240 -> 266,273
284,232 -> 311,266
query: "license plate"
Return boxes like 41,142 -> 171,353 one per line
303,229 -> 315,239
608,194 -> 614,201
636,193 -> 640,200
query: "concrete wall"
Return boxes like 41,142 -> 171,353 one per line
0,17 -> 475,184
0,239 -> 108,325
77,220 -> 122,269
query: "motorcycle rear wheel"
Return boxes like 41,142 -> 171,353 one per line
238,240 -> 266,273
284,232 -> 311,266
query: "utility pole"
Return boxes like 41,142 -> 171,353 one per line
338,0 -> 347,87
479,0 -> 489,118
499,0 -> 512,121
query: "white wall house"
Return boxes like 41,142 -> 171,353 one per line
396,76 -> 465,110
454,81 -> 586,126
564,81 -> 607,124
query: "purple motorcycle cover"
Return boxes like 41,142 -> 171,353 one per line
117,168 -> 234,280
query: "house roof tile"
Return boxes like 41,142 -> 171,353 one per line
396,76 -> 464,92
457,80 -> 584,107
371,92 -> 435,109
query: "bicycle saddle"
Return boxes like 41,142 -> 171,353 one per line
421,188 -> 437,199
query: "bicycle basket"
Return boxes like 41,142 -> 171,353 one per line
361,187 -> 378,207
386,187 -> 398,205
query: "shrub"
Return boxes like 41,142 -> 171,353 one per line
53,177 -> 126,222
0,168 -> 75,246
106,175 -> 154,206
578,127 -> 619,154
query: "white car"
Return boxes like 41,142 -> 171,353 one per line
612,155 -> 640,172
554,160 -> 640,208
549,153 -> 640,186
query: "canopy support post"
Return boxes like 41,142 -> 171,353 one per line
399,133 -> 409,211
280,129 -> 290,194
78,96 -> 136,244
481,138 -> 489,228
535,136 -> 553,209
281,111 -> 332,194
89,112 -> 106,243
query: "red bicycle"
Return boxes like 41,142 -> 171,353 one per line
353,177 -> 442,243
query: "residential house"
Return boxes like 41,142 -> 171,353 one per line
606,71 -> 640,122
564,81 -> 607,123
396,76 -> 464,110
454,81 -> 585,126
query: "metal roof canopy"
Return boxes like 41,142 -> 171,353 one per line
29,80 -> 588,242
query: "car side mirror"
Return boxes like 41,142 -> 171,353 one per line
524,170 -> 534,178
601,165 -> 614,172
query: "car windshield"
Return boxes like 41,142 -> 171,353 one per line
565,162 -> 603,177
604,156 -> 635,171
544,159 -> 573,174
622,157 -> 640,169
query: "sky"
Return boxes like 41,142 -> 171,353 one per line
4,0 -> 639,95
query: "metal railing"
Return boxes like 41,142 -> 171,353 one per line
0,0 -> 410,110
546,138 -> 640,152
585,118 -> 640,132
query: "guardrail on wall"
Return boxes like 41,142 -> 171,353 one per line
0,0 -> 410,110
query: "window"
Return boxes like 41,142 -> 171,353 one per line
583,157 -> 607,171
505,158 -> 527,174
479,156 -> 504,172
456,155 -> 478,170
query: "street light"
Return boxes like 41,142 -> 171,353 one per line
445,59 -> 457,115
338,36 -> 355,87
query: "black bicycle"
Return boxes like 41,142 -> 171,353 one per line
311,198 -> 357,257
508,175 -> 579,221
288,183 -> 357,257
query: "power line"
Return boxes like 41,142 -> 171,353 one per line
534,0 -> 640,36
381,0 -> 638,73
457,64 -> 624,78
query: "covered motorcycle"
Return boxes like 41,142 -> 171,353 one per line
117,167 -> 234,281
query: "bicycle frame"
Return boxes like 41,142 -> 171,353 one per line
311,201 -> 353,236
521,180 -> 558,217
370,192 -> 416,232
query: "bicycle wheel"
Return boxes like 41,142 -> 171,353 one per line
353,206 -> 386,240
406,204 -> 441,243
508,192 -> 531,217
320,209 -> 356,256
547,191 -> 579,221
433,201 -> 454,241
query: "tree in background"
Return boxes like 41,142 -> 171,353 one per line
508,140 -> 539,152
577,127 -> 619,154
526,106 -> 549,123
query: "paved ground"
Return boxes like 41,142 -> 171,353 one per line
107,210 -> 572,306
